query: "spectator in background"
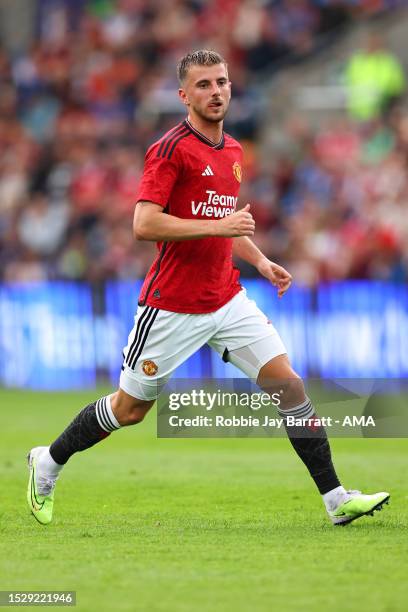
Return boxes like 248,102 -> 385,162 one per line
17,193 -> 69,256
345,32 -> 406,121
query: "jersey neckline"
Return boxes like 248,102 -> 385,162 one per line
183,119 -> 225,150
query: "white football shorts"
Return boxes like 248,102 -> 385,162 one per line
119,288 -> 287,400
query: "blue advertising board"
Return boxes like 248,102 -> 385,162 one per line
0,280 -> 407,389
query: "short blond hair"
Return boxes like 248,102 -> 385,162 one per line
177,50 -> 227,84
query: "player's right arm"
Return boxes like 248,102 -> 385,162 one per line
133,202 -> 255,242
135,138 -> 254,241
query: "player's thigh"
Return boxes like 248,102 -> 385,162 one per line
120,304 -> 215,401
209,289 -> 287,380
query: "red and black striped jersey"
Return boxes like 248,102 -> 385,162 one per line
136,119 -> 243,314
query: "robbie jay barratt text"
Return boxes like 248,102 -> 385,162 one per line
167,415 -> 376,428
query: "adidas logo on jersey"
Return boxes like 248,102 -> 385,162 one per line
202,165 -> 214,176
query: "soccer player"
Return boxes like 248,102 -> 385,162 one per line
27,50 -> 389,526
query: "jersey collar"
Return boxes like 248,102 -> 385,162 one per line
183,119 -> 225,150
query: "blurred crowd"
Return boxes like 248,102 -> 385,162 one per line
0,0 -> 407,285
242,107 -> 408,285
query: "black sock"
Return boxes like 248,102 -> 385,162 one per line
49,396 -> 120,465
278,398 -> 341,495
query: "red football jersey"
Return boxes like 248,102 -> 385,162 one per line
136,120 -> 243,313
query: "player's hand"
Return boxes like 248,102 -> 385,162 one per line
217,203 -> 255,237
257,258 -> 292,298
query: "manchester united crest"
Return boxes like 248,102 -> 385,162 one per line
142,360 -> 158,376
232,161 -> 242,183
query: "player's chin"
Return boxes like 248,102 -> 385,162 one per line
204,108 -> 227,122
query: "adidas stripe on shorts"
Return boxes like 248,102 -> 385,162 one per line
119,288 -> 287,401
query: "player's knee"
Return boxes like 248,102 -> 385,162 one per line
278,377 -> 307,409
122,406 -> 148,426
117,401 -> 153,426
110,390 -> 153,426
257,357 -> 306,408
263,375 -> 306,409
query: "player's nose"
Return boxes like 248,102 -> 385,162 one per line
210,81 -> 221,96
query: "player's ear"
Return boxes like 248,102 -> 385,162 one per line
178,88 -> 189,106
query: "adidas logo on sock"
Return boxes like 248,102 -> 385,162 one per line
202,165 -> 214,176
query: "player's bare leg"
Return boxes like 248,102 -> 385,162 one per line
27,389 -> 154,524
110,388 -> 155,425
257,354 -> 390,525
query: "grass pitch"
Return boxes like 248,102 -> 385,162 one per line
1,388 -> 407,612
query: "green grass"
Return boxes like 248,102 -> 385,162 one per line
1,388 -> 407,612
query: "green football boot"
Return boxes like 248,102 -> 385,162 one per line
27,447 -> 58,525
329,490 -> 390,525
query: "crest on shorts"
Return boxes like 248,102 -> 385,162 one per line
232,161 -> 242,183
142,360 -> 158,376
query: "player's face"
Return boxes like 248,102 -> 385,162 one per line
179,63 -> 231,124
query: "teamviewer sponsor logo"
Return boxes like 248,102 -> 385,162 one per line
191,189 -> 238,218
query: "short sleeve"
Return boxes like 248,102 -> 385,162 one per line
136,144 -> 181,207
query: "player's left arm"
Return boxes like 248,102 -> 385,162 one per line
233,236 -> 292,298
